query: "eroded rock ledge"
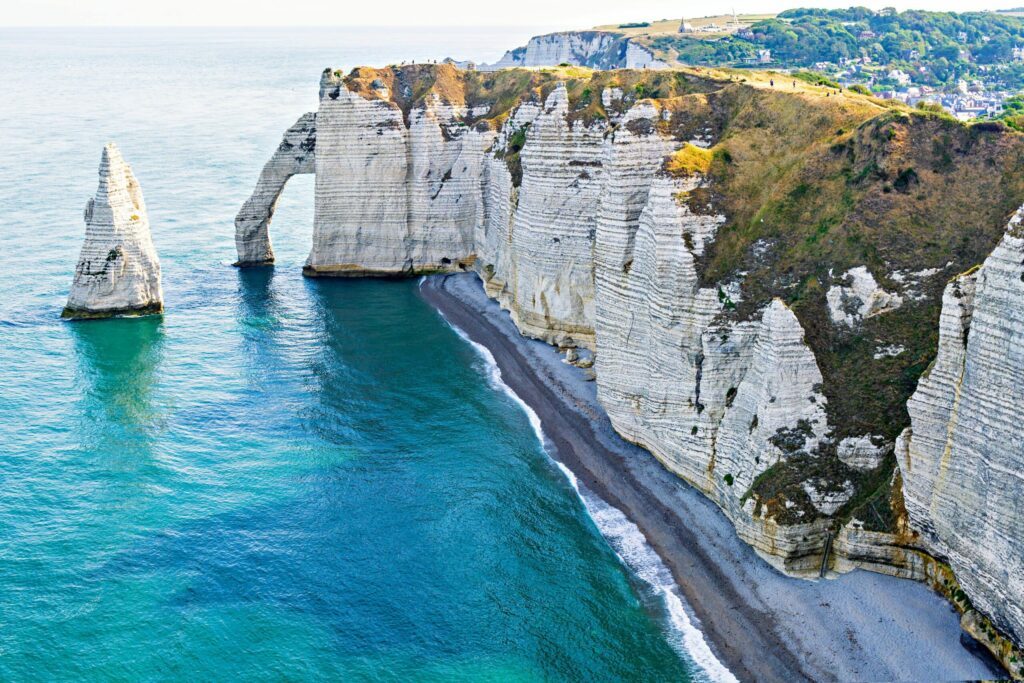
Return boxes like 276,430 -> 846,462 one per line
238,64 -> 1024,665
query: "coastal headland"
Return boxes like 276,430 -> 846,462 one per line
235,60 -> 1024,677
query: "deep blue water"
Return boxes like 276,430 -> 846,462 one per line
0,28 -> 707,680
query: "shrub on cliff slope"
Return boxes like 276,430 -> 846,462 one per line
692,86 -> 1024,445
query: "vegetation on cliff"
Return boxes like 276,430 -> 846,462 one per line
335,63 -> 727,129
335,64 -> 727,184
664,73 -> 1024,530
642,8 -> 1024,90
690,82 -> 1024,444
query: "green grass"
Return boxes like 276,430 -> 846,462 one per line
666,143 -> 713,177
793,71 -> 841,89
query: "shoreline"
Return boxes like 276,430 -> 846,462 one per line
420,272 -> 1004,682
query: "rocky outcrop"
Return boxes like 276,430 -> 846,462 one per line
234,112 -> 315,266
481,31 -> 667,71
64,144 -> 162,319
899,209 -> 1024,650
837,436 -> 887,470
826,266 -> 903,326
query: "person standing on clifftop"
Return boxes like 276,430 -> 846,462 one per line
770,79 -> 774,87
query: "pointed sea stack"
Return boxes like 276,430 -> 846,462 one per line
63,143 -> 163,319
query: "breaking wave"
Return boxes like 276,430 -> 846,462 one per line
437,308 -> 736,683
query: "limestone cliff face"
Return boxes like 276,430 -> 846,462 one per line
475,104 -> 541,308
305,71 -> 492,276
481,31 -> 667,71
899,209 -> 1024,648
64,144 -> 162,319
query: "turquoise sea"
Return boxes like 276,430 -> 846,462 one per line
0,28 -> 711,680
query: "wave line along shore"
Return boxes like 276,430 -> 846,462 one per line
419,272 -> 1003,683
430,279 -> 736,682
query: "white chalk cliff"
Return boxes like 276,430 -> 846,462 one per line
899,208 -> 1024,653
64,143 -> 162,319
235,112 -> 316,266
480,31 -> 667,71
238,66 -> 1024,657
593,168 -> 841,571
307,71 -> 493,276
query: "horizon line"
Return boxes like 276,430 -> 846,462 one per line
0,23 -> 561,29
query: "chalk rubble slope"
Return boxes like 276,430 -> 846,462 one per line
64,144 -> 162,319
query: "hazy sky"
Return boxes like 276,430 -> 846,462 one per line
3,0 -> 1022,27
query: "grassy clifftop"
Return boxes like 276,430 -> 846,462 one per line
672,74 -> 1024,529
332,63 -> 729,128
689,82 -> 1024,444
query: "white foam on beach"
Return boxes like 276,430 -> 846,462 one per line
435,304 -> 736,683
553,460 -> 738,683
444,316 -> 547,446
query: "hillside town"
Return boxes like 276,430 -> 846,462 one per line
641,8 -> 1024,121
811,57 -> 1012,120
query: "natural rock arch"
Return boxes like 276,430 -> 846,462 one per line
234,112 -> 316,266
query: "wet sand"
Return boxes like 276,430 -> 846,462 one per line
420,272 -> 1004,683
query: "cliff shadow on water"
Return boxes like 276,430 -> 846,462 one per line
234,266 -> 291,376
69,316 -> 166,450
235,266 -> 278,320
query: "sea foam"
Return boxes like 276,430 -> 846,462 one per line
435,304 -> 736,683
